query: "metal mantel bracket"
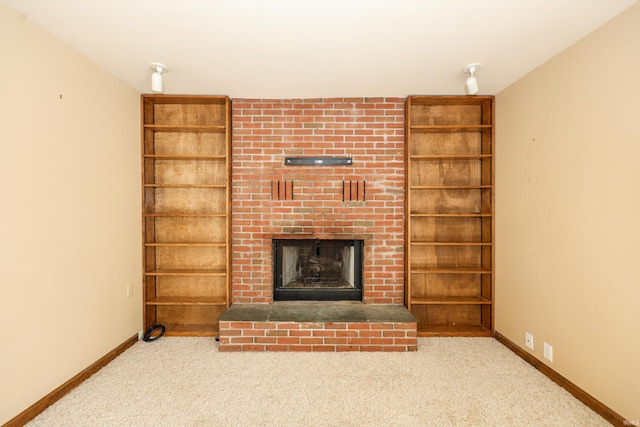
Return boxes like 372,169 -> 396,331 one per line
285,157 -> 353,166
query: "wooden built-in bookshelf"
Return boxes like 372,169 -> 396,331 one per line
142,95 -> 231,336
405,96 -> 494,336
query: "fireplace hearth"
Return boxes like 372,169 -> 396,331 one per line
273,239 -> 363,301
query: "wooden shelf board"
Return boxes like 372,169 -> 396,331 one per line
144,213 -> 228,218
410,296 -> 492,305
410,268 -> 492,274
409,125 -> 492,133
144,184 -> 226,189
410,185 -> 492,190
409,213 -> 492,218
144,124 -> 226,133
146,296 -> 227,306
411,241 -> 492,246
409,154 -> 492,159
145,269 -> 227,276
145,242 -> 227,247
409,154 -> 492,160
143,154 -> 226,160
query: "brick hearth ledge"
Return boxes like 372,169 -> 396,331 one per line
218,302 -> 418,352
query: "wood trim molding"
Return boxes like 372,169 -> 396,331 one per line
494,331 -> 625,426
4,334 -> 138,427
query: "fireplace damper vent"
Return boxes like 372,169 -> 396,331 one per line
273,239 -> 363,301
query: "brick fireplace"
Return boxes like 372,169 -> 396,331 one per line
219,97 -> 416,351
231,97 -> 406,303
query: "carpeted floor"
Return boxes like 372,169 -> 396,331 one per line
26,337 -> 610,426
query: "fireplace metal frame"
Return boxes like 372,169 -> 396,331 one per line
272,239 -> 363,301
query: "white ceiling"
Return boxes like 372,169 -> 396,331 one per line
3,0 -> 638,98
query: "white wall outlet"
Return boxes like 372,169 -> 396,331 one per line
126,284 -> 134,298
544,343 -> 553,361
525,332 -> 534,350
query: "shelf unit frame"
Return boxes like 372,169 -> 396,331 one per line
405,95 -> 494,337
141,95 -> 231,336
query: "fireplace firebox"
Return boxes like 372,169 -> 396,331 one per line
273,239 -> 363,301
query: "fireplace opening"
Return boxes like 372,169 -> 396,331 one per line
273,239 -> 363,301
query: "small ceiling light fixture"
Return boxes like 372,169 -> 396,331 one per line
150,63 -> 169,93
463,63 -> 481,95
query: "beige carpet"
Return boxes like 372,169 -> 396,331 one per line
26,337 -> 609,426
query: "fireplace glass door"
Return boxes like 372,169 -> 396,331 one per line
273,239 -> 363,301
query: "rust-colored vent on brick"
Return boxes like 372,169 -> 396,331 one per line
271,180 -> 294,201
343,180 -> 365,202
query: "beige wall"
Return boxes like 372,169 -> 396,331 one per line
0,3 -> 141,424
495,2 -> 640,421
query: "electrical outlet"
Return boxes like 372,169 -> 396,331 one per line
544,343 -> 553,361
525,332 -> 534,350
126,284 -> 134,298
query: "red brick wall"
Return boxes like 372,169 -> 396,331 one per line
231,98 -> 405,304
218,320 -> 417,352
